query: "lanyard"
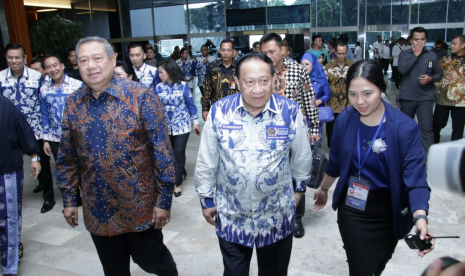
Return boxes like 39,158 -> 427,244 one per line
357,112 -> 386,180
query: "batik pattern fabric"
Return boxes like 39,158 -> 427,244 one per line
0,168 -> 23,275
272,59 -> 319,135
195,55 -> 217,86
435,54 -> 465,107
56,75 -> 175,237
155,81 -> 199,135
40,75 -> 83,142
176,58 -> 196,89
133,63 -> 160,91
195,93 -> 312,248
324,58 -> 354,113
201,59 -> 238,111
0,67 -> 44,139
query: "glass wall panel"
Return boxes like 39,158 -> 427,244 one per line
425,29 -> 446,43
342,0 -> 358,26
313,31 -> 358,45
312,0 -> 341,27
448,0 -> 465,23
226,0 -> 266,31
410,0 -> 447,24
267,0 -> 310,29
446,28 -> 464,43
119,0 -> 153,38
189,2 -> 225,33
391,0 -> 409,24
362,0 -> 391,25
154,5 -> 188,35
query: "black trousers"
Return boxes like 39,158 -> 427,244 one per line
338,189 -> 398,276
392,66 -> 400,87
91,227 -> 178,276
400,100 -> 434,153
37,139 -> 54,202
199,86 -> 205,97
48,141 -> 82,203
169,133 -> 190,186
381,58 -> 390,74
325,113 -> 340,148
219,235 -> 293,276
433,104 -> 465,143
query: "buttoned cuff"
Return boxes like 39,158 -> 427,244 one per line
155,193 -> 173,210
292,179 -> 307,193
200,197 -> 215,209
193,119 -> 200,126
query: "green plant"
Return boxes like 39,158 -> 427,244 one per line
29,14 -> 82,59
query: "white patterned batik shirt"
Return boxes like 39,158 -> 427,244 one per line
195,93 -> 312,248
195,55 -> 217,87
133,63 -> 160,91
0,67 -> 44,139
40,74 -> 83,142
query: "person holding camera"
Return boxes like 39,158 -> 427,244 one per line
156,59 -> 201,197
313,60 -> 433,276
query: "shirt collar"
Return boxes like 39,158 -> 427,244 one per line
134,63 -> 146,72
219,58 -> 236,68
234,93 -> 278,115
6,66 -> 28,79
78,73 -> 121,100
49,74 -> 69,86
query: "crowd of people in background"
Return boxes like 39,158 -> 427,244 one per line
0,26 -> 464,276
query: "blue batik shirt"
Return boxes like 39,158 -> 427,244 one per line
40,74 -> 83,142
0,66 -> 44,139
133,63 -> 160,91
195,55 -> 217,86
56,74 -> 175,237
155,81 -> 199,135
195,93 -> 312,248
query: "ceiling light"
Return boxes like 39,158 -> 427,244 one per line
24,1 -> 71,9
36,9 -> 58,12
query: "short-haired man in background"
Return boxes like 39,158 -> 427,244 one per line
129,44 -> 159,91
30,57 -> 46,78
306,35 -> 330,64
195,44 -> 216,97
201,38 -> 238,121
144,47 -> 157,67
64,49 -> 82,81
398,27 -> 442,153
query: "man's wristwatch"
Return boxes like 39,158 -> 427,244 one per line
31,156 -> 41,162
413,215 -> 428,225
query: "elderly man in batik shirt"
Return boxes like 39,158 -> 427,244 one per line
56,36 -> 178,276
433,34 -> 465,143
195,52 -> 312,276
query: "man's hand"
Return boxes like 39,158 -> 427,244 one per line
194,124 -> 201,136
152,207 -> 171,229
43,142 -> 53,157
202,207 -> 217,227
412,40 -> 425,56
203,59 -> 208,63
314,187 -> 328,210
309,134 -> 321,145
63,207 -> 79,228
202,111 -> 209,122
30,161 -> 41,180
294,192 -> 303,207
419,75 -> 432,85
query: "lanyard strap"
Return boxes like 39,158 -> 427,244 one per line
357,112 -> 386,179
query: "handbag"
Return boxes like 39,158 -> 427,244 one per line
306,144 -> 328,189
318,106 -> 334,123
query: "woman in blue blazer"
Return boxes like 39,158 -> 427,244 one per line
313,60 -> 433,276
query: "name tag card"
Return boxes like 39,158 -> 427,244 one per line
266,126 -> 289,140
25,80 -> 39,88
141,77 -> 153,85
220,124 -> 243,130
345,176 -> 371,211
173,90 -> 183,97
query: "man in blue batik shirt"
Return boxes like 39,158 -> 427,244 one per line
195,44 -> 216,97
129,44 -> 160,91
195,52 -> 312,276
40,54 -> 84,206
0,43 -> 56,213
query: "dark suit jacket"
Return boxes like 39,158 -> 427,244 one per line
325,101 -> 431,239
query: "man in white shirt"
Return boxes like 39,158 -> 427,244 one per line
354,42 -> 363,62
381,40 -> 391,75
391,37 -> 404,89
195,52 -> 311,276
372,35 -> 383,62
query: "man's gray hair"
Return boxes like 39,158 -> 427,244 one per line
75,36 -> 114,59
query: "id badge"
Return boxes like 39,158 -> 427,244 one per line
345,176 -> 371,211
230,79 -> 236,90
142,77 -> 153,85
428,60 -> 433,68
173,90 -> 183,97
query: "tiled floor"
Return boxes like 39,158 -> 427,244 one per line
10,75 -> 465,276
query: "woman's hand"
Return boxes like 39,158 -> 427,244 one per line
314,187 -> 328,210
415,218 -> 434,257
194,125 -> 201,136
31,160 -> 41,180
315,99 -> 323,106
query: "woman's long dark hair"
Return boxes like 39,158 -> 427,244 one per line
158,59 -> 185,84
346,60 -> 386,95
115,60 -> 139,82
